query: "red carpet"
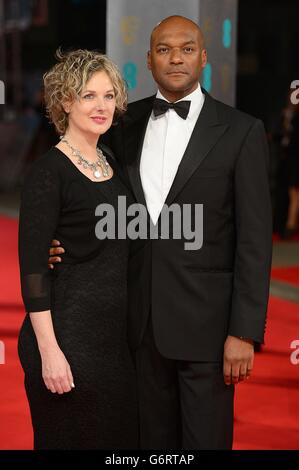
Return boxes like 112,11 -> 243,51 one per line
234,296 -> 299,449
271,267 -> 299,289
0,215 -> 299,449
0,216 -> 33,449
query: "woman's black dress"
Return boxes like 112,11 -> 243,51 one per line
18,147 -> 138,449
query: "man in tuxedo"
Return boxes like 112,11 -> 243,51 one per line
49,16 -> 272,449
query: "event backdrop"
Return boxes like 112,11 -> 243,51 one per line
107,0 -> 238,105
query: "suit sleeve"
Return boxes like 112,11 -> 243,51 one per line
228,119 -> 272,343
18,160 -> 61,313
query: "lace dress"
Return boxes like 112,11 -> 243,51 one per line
18,147 -> 138,449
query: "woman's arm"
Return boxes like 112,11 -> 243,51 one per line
19,156 -> 74,394
29,310 -> 75,394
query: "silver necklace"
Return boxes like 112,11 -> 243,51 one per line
60,136 -> 110,178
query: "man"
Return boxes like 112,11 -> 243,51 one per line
49,16 -> 272,449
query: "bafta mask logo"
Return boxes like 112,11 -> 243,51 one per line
120,16 -> 140,46
202,18 -> 212,48
221,64 -> 231,93
222,19 -> 232,49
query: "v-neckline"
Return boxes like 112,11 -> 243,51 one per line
53,146 -> 114,184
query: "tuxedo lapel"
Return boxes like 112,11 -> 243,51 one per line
124,97 -> 154,206
123,92 -> 228,210
164,92 -> 228,208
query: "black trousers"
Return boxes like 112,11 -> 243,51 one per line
135,317 -> 235,449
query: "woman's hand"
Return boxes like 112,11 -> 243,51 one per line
40,345 -> 75,394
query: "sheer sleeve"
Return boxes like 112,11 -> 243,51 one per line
18,157 -> 61,313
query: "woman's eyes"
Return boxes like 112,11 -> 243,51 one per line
82,93 -> 115,100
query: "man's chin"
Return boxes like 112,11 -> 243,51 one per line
161,81 -> 191,93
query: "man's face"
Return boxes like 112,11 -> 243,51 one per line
147,18 -> 207,101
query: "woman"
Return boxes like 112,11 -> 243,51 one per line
18,49 -> 138,449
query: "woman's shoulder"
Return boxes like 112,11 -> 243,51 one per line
31,147 -> 64,169
23,147 -> 67,189
27,147 -> 68,176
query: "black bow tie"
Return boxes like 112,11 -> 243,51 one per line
153,98 -> 191,120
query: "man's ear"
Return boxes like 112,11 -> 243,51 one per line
201,49 -> 208,68
147,50 -> 152,71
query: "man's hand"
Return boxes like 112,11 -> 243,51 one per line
223,335 -> 254,385
48,239 -> 65,269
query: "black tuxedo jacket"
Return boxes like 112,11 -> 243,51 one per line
103,90 -> 272,361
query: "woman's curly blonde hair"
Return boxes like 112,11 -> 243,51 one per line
43,48 -> 128,135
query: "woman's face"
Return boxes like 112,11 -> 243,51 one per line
65,70 -> 116,137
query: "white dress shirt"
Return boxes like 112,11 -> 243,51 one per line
140,84 -> 205,224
